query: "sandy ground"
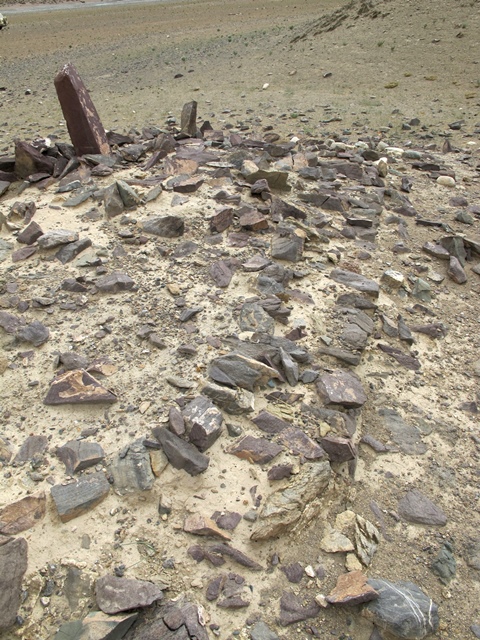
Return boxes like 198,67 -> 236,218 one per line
0,1 -> 480,639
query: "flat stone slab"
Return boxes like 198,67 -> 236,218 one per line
54,611 -> 138,640
398,489 -> 447,526
96,575 -> 163,614
209,353 -> 281,391
0,492 -> 46,535
327,571 -> 379,605
51,472 -> 110,522
363,579 -> 439,639
0,537 -> 28,632
316,369 -> 367,408
228,435 -> 283,464
110,442 -> 155,494
44,370 -> 117,405
251,461 -> 331,541
330,269 -> 379,297
57,440 -> 105,475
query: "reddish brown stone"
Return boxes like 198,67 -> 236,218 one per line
44,369 -> 117,405
320,435 -> 356,462
11,246 -> 37,262
54,63 -> 110,157
172,175 -> 204,193
238,207 -> 269,230
183,514 -> 231,541
210,207 -> 233,233
16,220 -> 43,245
0,492 -> 46,535
14,141 -> 55,179
327,571 -> 378,605
228,435 -> 283,464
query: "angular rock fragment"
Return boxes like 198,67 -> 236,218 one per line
271,232 -> 304,262
173,175 -> 204,193
0,492 -> 46,535
54,611 -> 138,640
152,427 -> 209,476
184,514 -> 231,541
16,320 -> 50,346
228,435 -> 283,464
250,621 -> 280,640
278,426 -> 325,460
431,542 -> 456,585
279,591 -> 320,626
209,353 -> 281,391
0,537 -> 28,632
377,343 -> 421,371
96,272 -> 135,293
327,571 -> 378,605
316,370 -> 367,408
320,527 -> 355,553
212,511 -> 242,531
330,269 -> 380,297
378,408 -> 426,455
51,472 -> 110,522
201,382 -> 254,415
251,461 -> 331,541
142,215 -> 185,237
44,369 -> 117,405
447,255 -> 467,284
398,489 -> 447,526
38,229 -> 79,250
17,220 -> 44,245
57,440 -> 105,475
13,434 -> 48,465
210,260 -> 233,288
268,464 -> 294,481
96,575 -> 163,614
355,514 -> 380,566
56,237 -> 92,264
182,396 -> 224,451
110,442 -> 155,494
239,302 -> 274,335
54,63 -> 110,157
320,435 -> 356,463
252,410 -> 289,434
14,141 -> 55,178
210,207 -> 233,233
363,579 -> 439,639
179,100 -> 198,138
103,183 -> 124,218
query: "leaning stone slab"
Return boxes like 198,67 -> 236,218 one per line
152,427 -> 209,476
179,100 -> 198,138
209,353 -> 281,391
44,369 -> 117,405
56,440 -> 105,475
363,579 -> 439,639
0,492 -> 46,535
96,575 -> 163,615
14,141 -> 55,178
316,369 -> 367,408
0,537 -> 28,632
398,489 -> 447,526
251,461 -> 331,541
330,269 -> 380,297
38,229 -> 79,250
51,472 -> 110,522
54,611 -> 138,640
201,382 -> 255,415
54,63 -> 110,157
110,441 -> 155,495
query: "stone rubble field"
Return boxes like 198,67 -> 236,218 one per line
0,45 -> 480,640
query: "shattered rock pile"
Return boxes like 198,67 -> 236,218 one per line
0,63 -> 479,640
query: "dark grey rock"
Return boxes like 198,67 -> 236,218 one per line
13,435 -> 48,464
201,382 -> 254,415
330,269 -> 379,297
56,237 -> 92,264
277,426 -> 325,460
17,220 -> 44,245
279,347 -> 298,385
210,260 -> 233,288
431,542 -> 456,584
447,256 -> 467,284
16,320 -> 50,346
54,611 -> 138,640
440,235 -> 466,266
209,353 -> 280,391
110,442 -> 155,494
142,215 -> 185,237
212,511 -> 242,531
364,579 -> 439,639
250,620 -> 280,640
378,408 -> 427,455
316,369 -> 367,408
179,306 -> 203,322
38,229 -> 79,250
152,427 -> 209,476
271,233 -> 304,262
341,323 -> 368,350
252,410 -> 289,434
96,272 -> 135,293
279,591 -> 320,626
182,396 -> 224,452
398,489 -> 447,526
320,435 -> 356,462
56,440 -> 105,474
50,472 -> 110,522
281,562 -> 304,584
239,302 -> 274,335
96,575 -> 163,614
0,537 -> 28,632
117,180 -> 141,208
104,183 -> 124,218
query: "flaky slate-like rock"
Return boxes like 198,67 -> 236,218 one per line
110,442 -> 155,494
57,440 -> 105,475
363,579 -> 439,639
152,427 -> 209,475
279,591 -> 320,626
316,369 -> 367,408
54,62 -> 110,157
209,353 -> 281,391
330,269 -> 380,297
51,472 -> 110,522
398,489 -> 447,526
0,537 -> 28,632
38,229 -> 79,250
251,461 -> 331,541
201,382 -> 254,415
142,215 -> 185,237
16,320 -> 50,346
54,611 -> 138,640
96,575 -> 163,614
96,272 -> 135,293
0,492 -> 46,535
228,435 -> 283,464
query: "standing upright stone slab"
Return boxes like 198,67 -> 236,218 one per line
54,63 -> 110,157
179,100 -> 198,138
0,537 -> 28,632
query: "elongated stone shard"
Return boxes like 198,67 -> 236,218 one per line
54,62 -> 110,157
